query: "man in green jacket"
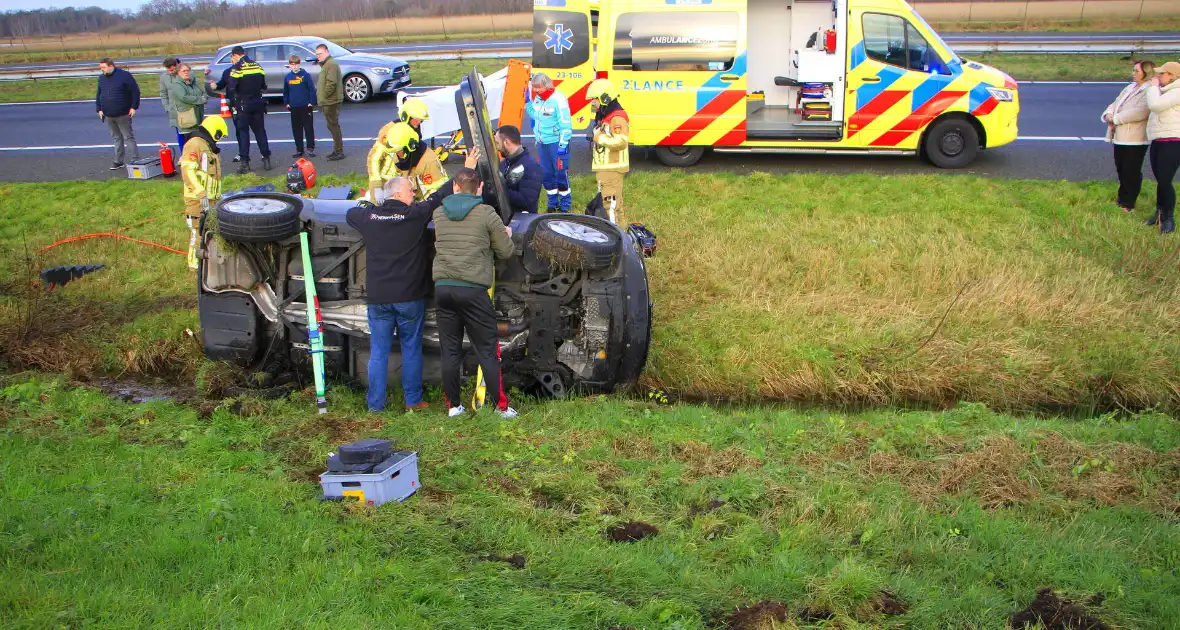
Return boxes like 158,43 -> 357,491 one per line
432,167 -> 517,419
315,44 -> 345,161
159,57 -> 182,153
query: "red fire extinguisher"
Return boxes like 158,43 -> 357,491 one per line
158,142 -> 175,178
824,29 -> 837,54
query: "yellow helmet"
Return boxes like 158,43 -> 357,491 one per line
383,121 -> 420,154
200,116 -> 229,141
399,97 -> 430,123
587,78 -> 619,106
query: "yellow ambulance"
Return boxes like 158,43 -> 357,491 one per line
532,0 -> 1019,168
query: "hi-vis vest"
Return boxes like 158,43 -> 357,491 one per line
180,135 -> 222,201
592,111 -> 630,173
368,123 -> 448,200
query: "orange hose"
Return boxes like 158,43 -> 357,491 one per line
37,232 -> 186,256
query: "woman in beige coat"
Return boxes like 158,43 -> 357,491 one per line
1145,61 -> 1180,234
1102,60 -> 1154,212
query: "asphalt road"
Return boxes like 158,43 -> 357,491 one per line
0,82 -> 1127,184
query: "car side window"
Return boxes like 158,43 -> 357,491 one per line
862,13 -> 949,75
252,45 -> 283,62
292,46 -> 315,63
216,51 -> 233,64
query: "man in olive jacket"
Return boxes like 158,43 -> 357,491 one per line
315,44 -> 345,160
432,167 -> 517,419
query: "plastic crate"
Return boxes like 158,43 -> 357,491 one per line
125,157 -> 163,180
320,451 -> 420,506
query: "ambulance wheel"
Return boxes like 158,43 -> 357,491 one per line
654,146 -> 704,168
216,194 -> 302,243
924,118 -> 979,169
532,217 -> 621,271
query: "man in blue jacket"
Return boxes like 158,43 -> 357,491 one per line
465,125 -> 542,215
283,54 -> 317,158
525,73 -> 573,212
95,58 -> 141,170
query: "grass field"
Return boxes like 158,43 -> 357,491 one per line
3,170 -> 1180,414
930,16 -> 1180,34
0,375 -> 1176,629
0,59 -> 509,104
966,52 -> 1180,82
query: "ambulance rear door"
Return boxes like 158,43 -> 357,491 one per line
533,0 -> 597,129
599,0 -> 748,149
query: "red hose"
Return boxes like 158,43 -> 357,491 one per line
37,232 -> 185,256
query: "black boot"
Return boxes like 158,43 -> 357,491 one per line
237,160 -> 251,175
262,156 -> 272,171
1145,212 -> 1160,226
1162,219 -> 1175,235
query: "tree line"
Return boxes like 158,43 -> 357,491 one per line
0,0 -> 529,38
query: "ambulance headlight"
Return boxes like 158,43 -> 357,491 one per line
986,87 -> 1014,102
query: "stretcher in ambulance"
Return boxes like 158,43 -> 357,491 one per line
532,0 -> 1019,168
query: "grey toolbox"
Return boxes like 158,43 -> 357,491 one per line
125,156 -> 164,180
320,450 -> 420,506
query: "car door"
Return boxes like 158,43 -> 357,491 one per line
247,44 -> 288,94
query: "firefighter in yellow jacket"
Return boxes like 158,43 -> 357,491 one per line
180,116 -> 228,269
367,121 -> 447,202
588,79 -> 630,226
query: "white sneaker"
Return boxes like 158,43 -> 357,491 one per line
498,406 -> 518,419
448,405 -> 465,418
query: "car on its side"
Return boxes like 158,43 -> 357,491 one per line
195,70 -> 652,399
206,36 -> 410,103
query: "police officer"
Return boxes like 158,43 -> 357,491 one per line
180,117 -> 228,269
368,121 -> 448,203
588,79 -> 630,226
225,45 -> 272,173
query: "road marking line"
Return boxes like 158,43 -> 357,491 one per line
1016,81 -> 1125,85
0,87 -> 445,107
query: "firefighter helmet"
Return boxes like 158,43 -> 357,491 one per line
200,116 -> 229,141
383,121 -> 420,155
399,97 -> 430,123
587,78 -> 620,107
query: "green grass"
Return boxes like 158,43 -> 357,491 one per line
0,59 -> 511,104
5,171 -> 1180,413
0,375 -> 1176,628
933,16 -> 1180,34
969,52 -> 1180,81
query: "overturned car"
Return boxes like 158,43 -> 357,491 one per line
196,71 -> 652,397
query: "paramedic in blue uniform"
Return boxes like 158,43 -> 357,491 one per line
525,72 -> 573,212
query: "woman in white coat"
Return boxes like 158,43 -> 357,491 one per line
1102,60 -> 1154,213
1145,61 -> 1180,234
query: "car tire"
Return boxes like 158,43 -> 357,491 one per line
343,74 -> 371,103
532,217 -> 621,271
924,118 -> 979,169
654,146 -> 705,167
216,194 -> 302,243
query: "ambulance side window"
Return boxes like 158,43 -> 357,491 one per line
612,12 -> 739,72
862,13 -> 949,75
533,10 -> 591,69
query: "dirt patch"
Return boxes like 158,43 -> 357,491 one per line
480,553 -> 527,569
1009,588 -> 1111,630
710,601 -> 789,630
612,435 -> 658,459
689,498 -> 726,517
262,414 -> 386,482
795,606 -> 833,623
606,520 -> 658,543
870,590 -> 909,616
673,441 -> 762,478
938,436 -> 1037,509
92,379 -> 190,405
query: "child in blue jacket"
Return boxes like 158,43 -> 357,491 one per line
283,55 -> 318,157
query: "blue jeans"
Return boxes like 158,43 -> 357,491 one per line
536,141 -> 571,211
366,300 -> 426,411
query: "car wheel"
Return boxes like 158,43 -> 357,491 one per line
923,118 -> 979,169
654,146 -> 705,167
532,217 -> 621,271
343,74 -> 371,103
216,194 -> 303,243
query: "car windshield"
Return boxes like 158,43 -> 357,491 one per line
322,40 -> 352,58
911,11 -> 960,64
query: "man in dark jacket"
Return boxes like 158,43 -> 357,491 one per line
226,46 -> 271,173
346,177 -> 451,412
283,54 -> 317,158
433,167 -> 518,419
464,125 -> 542,215
95,58 -> 141,170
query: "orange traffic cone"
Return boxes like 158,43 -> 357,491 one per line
219,94 -> 231,118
